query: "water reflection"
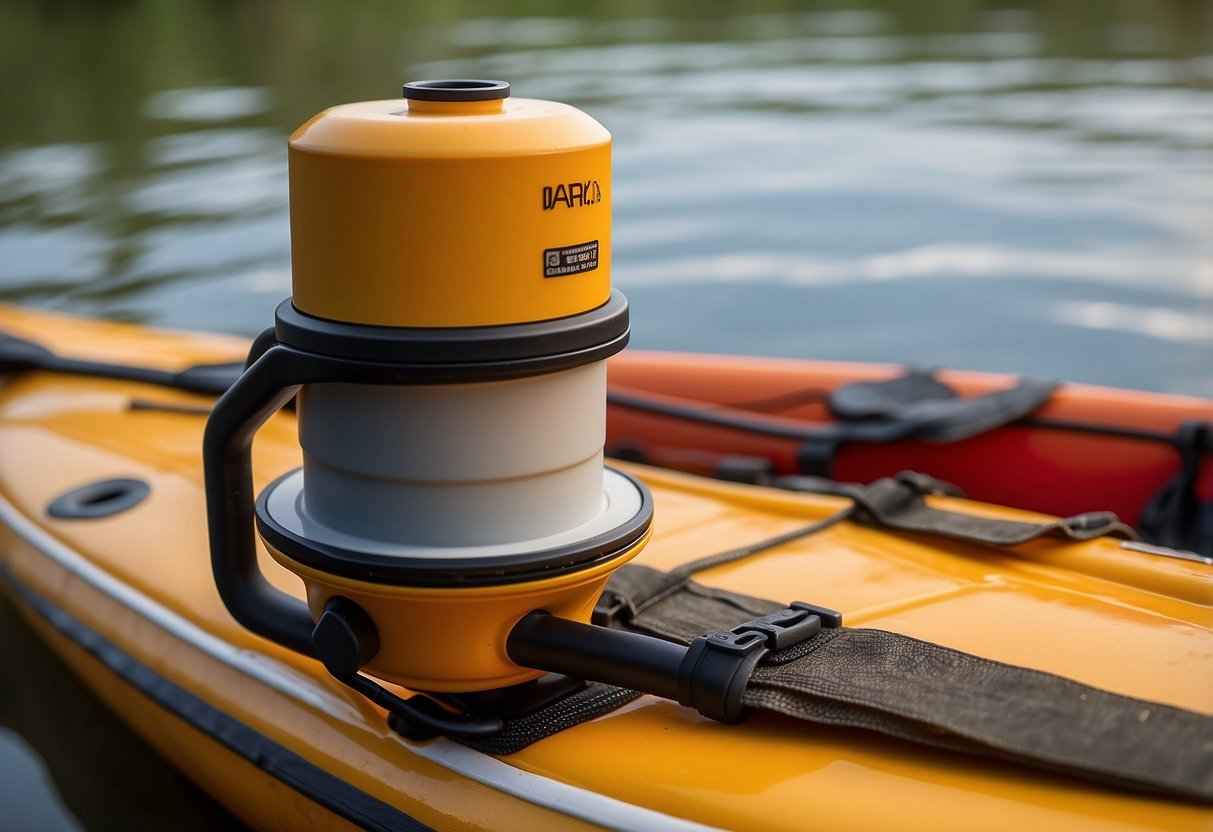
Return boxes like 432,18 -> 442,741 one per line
1049,300 -> 1213,345
143,86 -> 276,123
1,3 -> 1208,391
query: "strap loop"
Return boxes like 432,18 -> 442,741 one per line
779,471 -> 1137,546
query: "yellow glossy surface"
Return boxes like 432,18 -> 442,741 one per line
289,97 -> 611,327
268,529 -> 649,692
0,305 -> 1209,830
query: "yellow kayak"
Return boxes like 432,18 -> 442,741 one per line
0,302 -> 1208,831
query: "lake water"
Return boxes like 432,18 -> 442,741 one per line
0,1 -> 1210,827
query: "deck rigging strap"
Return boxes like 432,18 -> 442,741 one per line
466,563 -> 1213,801
777,470 -> 1138,546
608,571 -> 1213,803
464,479 -> 1209,802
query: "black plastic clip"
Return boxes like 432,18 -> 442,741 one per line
592,589 -> 632,628
676,602 -> 842,723
311,596 -> 504,741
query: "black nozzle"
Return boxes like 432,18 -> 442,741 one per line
507,603 -> 840,724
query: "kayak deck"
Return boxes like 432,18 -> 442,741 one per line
0,305 -> 1208,831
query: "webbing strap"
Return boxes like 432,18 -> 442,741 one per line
461,683 -> 642,756
745,628 -> 1213,800
779,471 -> 1138,546
595,508 -> 854,629
612,566 -> 1213,802
598,472 -> 1135,633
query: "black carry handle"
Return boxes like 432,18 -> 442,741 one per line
202,345 -> 317,656
203,336 -> 467,657
203,346 -> 512,739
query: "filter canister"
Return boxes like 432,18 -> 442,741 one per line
288,80 -> 611,328
212,81 -> 652,693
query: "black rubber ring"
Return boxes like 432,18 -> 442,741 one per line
274,291 -> 630,375
402,80 -> 510,102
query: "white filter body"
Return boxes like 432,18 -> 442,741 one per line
296,362 -> 607,548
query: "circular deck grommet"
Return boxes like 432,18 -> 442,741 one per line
47,478 -> 150,520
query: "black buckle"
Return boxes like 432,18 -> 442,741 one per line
677,602 -> 842,723
734,602 -> 841,650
